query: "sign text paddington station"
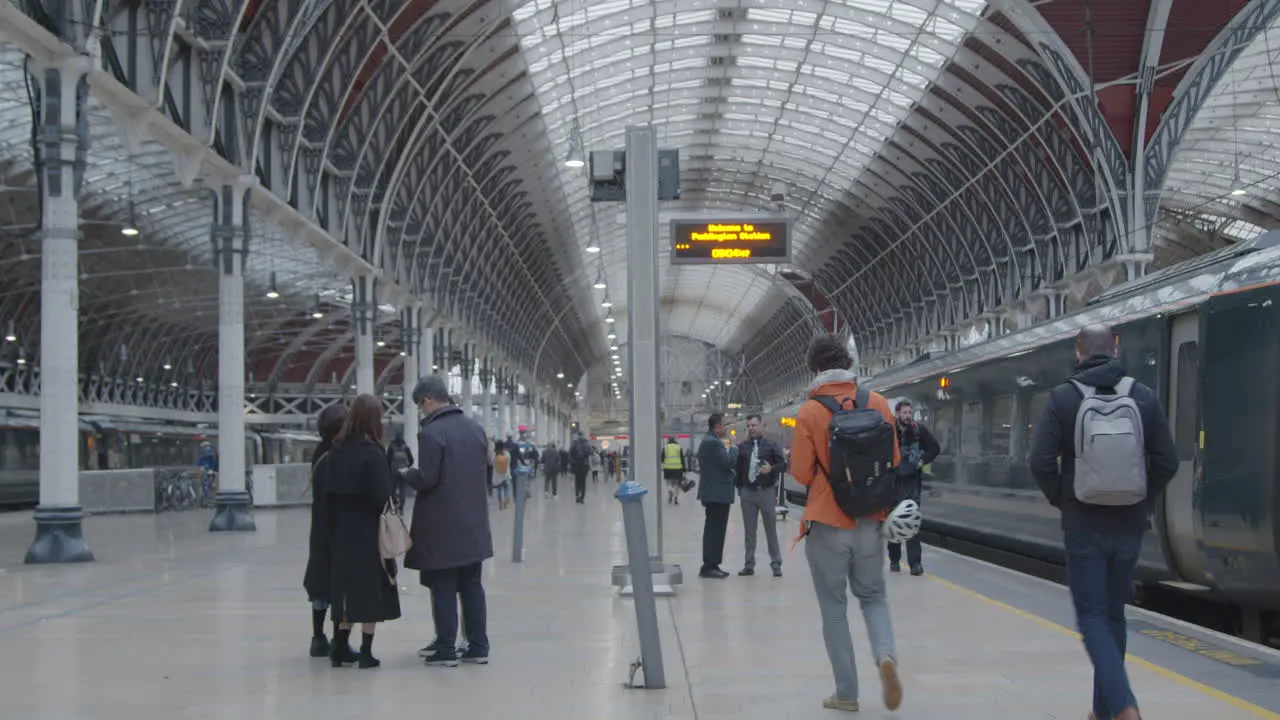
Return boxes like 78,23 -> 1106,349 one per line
670,219 -> 791,265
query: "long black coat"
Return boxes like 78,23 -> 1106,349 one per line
314,438 -> 401,624
403,405 -> 493,575
303,441 -> 333,602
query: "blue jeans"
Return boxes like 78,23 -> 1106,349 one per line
1063,527 -> 1142,719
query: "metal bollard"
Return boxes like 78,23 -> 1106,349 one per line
511,469 -> 527,563
614,480 -> 665,689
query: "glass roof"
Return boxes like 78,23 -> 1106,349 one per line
0,40 -> 400,377
511,0 -> 987,350
1162,17 -> 1280,225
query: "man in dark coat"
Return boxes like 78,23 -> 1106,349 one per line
888,400 -> 940,576
569,431 -> 592,503
400,374 -> 494,667
1029,325 -> 1178,720
541,443 -> 561,497
696,413 -> 736,579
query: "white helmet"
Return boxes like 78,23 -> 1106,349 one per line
883,499 -> 922,543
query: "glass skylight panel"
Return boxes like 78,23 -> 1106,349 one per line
812,40 -> 863,63
742,33 -> 783,47
889,2 -> 930,26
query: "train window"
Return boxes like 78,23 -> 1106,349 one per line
1174,341 -> 1199,461
988,395 -> 1013,456
960,401 -> 983,456
931,402 -> 956,455
1025,390 -> 1051,460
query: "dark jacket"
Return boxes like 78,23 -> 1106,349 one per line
303,441 -> 333,601
386,439 -> 414,471
696,433 -> 736,505
403,405 -> 494,574
542,447 -> 561,475
314,437 -> 401,624
569,436 -> 592,472
733,435 -> 787,488
1029,355 -> 1179,533
895,421 -> 940,501
559,448 -> 570,469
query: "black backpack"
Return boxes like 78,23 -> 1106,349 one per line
813,389 -> 898,519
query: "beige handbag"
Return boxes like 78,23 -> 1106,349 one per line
379,500 -> 412,561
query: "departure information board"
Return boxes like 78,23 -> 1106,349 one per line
669,218 -> 791,265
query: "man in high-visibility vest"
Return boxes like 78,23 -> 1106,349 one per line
662,437 -> 686,505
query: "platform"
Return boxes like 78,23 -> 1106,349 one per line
1,481 -> 1278,720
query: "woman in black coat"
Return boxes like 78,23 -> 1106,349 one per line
314,393 -> 402,668
303,403 -> 353,661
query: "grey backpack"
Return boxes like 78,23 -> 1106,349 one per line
1069,377 -> 1148,506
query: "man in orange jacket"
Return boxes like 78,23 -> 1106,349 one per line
791,334 -> 903,714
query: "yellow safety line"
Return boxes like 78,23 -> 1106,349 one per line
926,575 -> 1280,720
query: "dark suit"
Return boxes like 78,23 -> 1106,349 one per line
696,433 -> 735,572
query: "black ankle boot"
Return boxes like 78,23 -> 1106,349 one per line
330,628 -> 358,667
310,633 -> 331,658
358,632 -> 380,669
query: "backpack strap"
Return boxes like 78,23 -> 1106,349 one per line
1067,379 -> 1096,399
854,386 -> 870,409
1114,376 -> 1135,396
813,396 -> 841,414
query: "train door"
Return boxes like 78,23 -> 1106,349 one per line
1160,312 -> 1209,586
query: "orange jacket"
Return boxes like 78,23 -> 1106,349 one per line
792,371 -> 900,532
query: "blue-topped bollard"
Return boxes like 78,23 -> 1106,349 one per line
615,480 -> 666,689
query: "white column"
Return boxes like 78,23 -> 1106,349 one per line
353,275 -> 375,395
480,358 -> 493,437
420,324 -> 435,374
26,58 -> 94,563
400,307 -> 419,451
209,180 -> 255,532
461,344 -> 474,417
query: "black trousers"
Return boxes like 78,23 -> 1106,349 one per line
702,502 -> 731,571
544,471 -> 559,495
888,475 -> 923,566
573,468 -> 588,501
421,562 -> 488,654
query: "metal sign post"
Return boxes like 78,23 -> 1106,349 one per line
625,125 -> 663,562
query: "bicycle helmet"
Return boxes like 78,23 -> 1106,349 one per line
883,499 -> 922,543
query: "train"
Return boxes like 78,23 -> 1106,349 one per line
765,229 -> 1280,641
0,411 -> 321,507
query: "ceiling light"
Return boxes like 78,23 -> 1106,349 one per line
557,372 -> 564,379
593,278 -> 606,290
605,316 -> 615,323
725,381 -> 732,386
586,243 -> 600,253
611,354 -> 619,359
265,271 -> 280,299
15,355 -> 26,366
312,310 -> 324,319
5,321 -> 16,343
169,381 -> 178,388
609,345 -> 618,351
607,332 -> 617,340
136,377 -> 144,383
376,338 -> 386,347
399,351 -> 406,357
162,363 -> 171,370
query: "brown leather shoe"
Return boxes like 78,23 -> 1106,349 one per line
879,659 -> 903,711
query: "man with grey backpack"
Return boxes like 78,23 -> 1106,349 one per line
1030,325 -> 1177,720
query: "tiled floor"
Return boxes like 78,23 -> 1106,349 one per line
0,480 -> 1272,719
